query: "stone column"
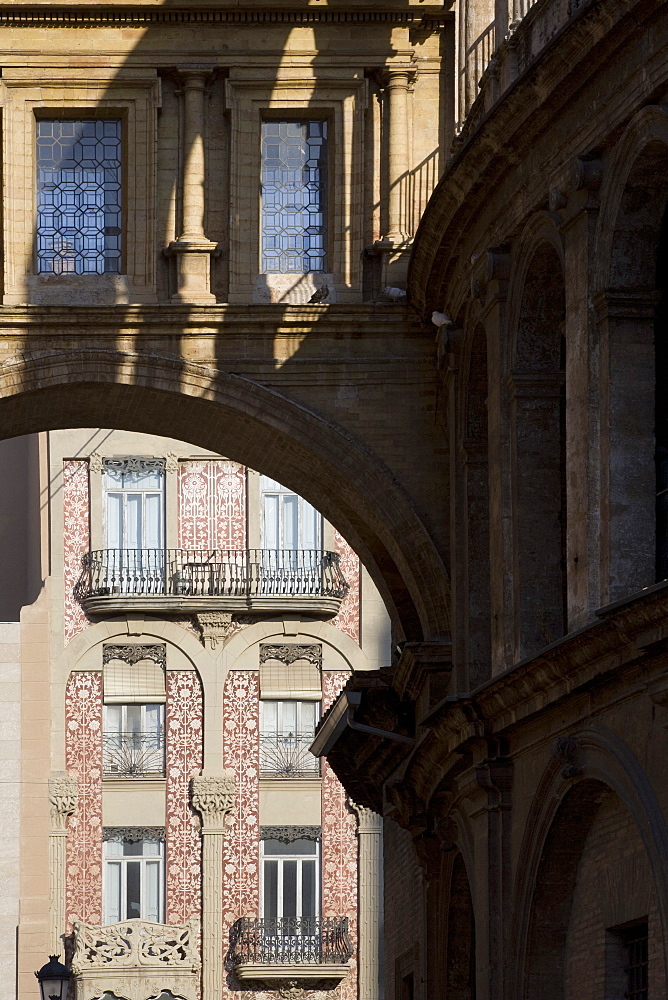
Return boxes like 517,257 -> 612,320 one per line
48,772 -> 78,951
353,804 -> 383,1000
191,772 -> 235,1000
169,68 -> 217,303
385,69 -> 412,247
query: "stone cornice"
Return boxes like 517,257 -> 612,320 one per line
0,6 -> 449,28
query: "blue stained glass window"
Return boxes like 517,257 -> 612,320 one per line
261,120 -> 328,274
36,119 -> 122,275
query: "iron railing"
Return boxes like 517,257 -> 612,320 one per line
76,548 -> 348,601
102,731 -> 165,776
228,917 -> 352,966
259,734 -> 321,777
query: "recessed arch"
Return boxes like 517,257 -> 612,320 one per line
507,229 -> 567,658
512,727 -> 668,999
0,348 -> 450,643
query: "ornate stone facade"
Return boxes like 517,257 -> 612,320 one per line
63,460 -> 90,644
165,670 -> 204,926
65,672 -> 103,928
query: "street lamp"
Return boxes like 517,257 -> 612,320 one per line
35,955 -> 71,1000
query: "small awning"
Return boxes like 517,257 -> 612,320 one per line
103,657 -> 166,704
260,660 -> 322,700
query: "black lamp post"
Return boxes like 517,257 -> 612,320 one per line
35,955 -> 71,1000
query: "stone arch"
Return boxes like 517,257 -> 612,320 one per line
595,106 -> 668,599
507,218 -> 566,659
511,727 -> 668,999
221,617 -> 373,674
457,321 -> 491,687
445,852 -> 476,1000
0,348 -> 450,643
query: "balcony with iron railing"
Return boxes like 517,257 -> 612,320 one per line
259,734 -> 321,778
102,731 -> 165,778
76,548 -> 348,617
228,916 -> 352,987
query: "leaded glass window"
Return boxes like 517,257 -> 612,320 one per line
261,120 -> 327,274
36,119 -> 122,275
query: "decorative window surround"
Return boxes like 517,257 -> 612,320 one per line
103,644 -> 167,668
260,826 -> 321,843
225,74 -> 367,305
103,827 -> 165,843
103,457 -> 166,475
0,68 -> 159,305
260,644 -> 323,669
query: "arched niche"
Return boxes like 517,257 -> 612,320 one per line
597,113 -> 668,599
511,239 -> 566,659
460,323 -> 491,687
445,852 -> 476,1000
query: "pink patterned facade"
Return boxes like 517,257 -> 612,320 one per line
165,670 -> 204,924
222,669 -> 260,998
331,531 -> 361,643
65,671 -> 103,928
63,460 -> 91,644
322,672 -> 359,1000
179,460 -> 246,550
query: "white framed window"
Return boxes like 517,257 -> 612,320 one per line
103,703 -> 165,777
260,476 -> 321,552
103,834 -> 164,924
261,835 -> 320,920
260,700 -> 320,777
104,459 -> 165,551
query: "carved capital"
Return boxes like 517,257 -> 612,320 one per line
88,453 -> 103,474
49,773 -> 78,832
165,452 -> 179,474
350,802 -> 383,834
195,611 -> 234,650
191,772 -> 235,830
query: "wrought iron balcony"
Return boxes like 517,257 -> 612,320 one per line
259,734 -> 321,777
76,548 -> 348,617
228,916 -> 352,986
102,731 -> 165,777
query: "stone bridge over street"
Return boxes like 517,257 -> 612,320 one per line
0,302 -> 449,644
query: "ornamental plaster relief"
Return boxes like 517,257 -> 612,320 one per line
166,671 -> 204,925
65,671 -> 103,928
179,460 -> 246,551
331,532 -> 360,643
63,459 -> 91,644
321,673 -> 358,1000
222,670 -> 260,1000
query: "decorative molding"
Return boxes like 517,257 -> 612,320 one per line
102,643 -> 166,667
71,917 -> 201,1000
255,985 -> 337,1000
553,735 -> 584,779
164,451 -> 179,474
102,457 -> 166,474
196,611 -> 234,649
88,452 -> 103,474
191,772 -> 235,831
259,643 -> 323,668
103,826 -> 165,843
261,825 -> 321,843
0,9 -> 447,29
49,772 -> 78,832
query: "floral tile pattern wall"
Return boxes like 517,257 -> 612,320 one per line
63,459 -> 91,644
166,670 -> 204,924
331,530 -> 361,643
322,671 -> 358,1000
65,670 -> 103,927
222,669 -> 260,999
179,460 -> 246,550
